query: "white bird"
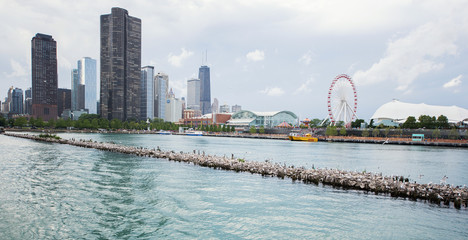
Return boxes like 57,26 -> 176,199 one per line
440,175 -> 448,185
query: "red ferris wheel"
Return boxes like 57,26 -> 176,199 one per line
327,74 -> 358,127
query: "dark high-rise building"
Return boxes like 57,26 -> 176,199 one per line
100,7 -> 141,121
199,65 -> 211,115
31,33 -> 58,121
57,88 -> 71,117
11,88 -> 23,114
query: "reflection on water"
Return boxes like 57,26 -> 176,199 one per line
0,133 -> 467,239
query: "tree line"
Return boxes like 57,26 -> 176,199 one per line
0,114 -> 235,132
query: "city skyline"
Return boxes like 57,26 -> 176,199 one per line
1,1 -> 467,120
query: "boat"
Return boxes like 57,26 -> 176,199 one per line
185,130 -> 203,136
157,130 -> 172,135
288,132 -> 318,142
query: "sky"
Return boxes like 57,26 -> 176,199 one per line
1,0 -> 467,121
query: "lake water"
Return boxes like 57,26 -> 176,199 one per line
0,132 -> 467,239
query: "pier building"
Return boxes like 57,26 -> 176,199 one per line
227,110 -> 298,128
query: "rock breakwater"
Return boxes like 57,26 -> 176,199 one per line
5,132 -> 468,209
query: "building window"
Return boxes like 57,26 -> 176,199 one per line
44,107 -> 49,115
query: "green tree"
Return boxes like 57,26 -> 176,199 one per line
14,117 -> 28,128
249,126 -> 257,134
384,127 -> 391,137
310,118 -> 322,128
372,128 -> 380,137
320,118 -> 330,128
0,116 -> 7,127
335,121 -> 344,128
91,118 -> 99,129
259,125 -> 265,134
436,115 -> 449,129
231,126 -> 235,132
362,129 -> 369,137
396,127 -> 403,137
418,115 -> 435,129
351,119 -> 365,128
369,119 -> 375,128
99,118 -> 109,129
110,119 -> 122,129
55,118 -> 66,128
47,119 -> 56,128
402,116 -> 417,129
339,127 -> 346,136
325,126 -> 337,136
35,118 -> 44,128
448,128 -> 459,140
432,129 -> 441,139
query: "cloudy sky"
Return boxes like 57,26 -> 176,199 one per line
1,0 -> 467,120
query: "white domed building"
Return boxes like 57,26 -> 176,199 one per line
370,100 -> 468,126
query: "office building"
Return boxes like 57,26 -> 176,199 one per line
11,88 -> 23,114
71,68 -> 84,110
220,104 -> 230,113
232,104 -> 242,113
31,33 -> 58,121
2,87 -> 13,113
165,89 -> 184,123
212,98 -> 219,114
100,7 -> 141,121
78,57 -> 97,114
141,66 -> 154,120
187,78 -> 200,110
154,72 -> 168,119
57,88 -> 71,117
199,65 -> 211,115
24,88 -> 32,115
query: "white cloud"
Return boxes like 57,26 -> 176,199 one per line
260,87 -> 284,96
168,48 -> 194,67
7,59 -> 27,78
294,78 -> 315,94
353,19 -> 459,91
443,75 -> 462,88
298,51 -> 313,65
246,50 -> 265,62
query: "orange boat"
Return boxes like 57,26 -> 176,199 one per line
288,133 -> 318,142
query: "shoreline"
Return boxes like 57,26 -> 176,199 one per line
4,131 -> 467,209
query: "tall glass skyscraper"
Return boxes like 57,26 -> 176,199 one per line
100,7 -> 141,121
141,66 -> 154,120
199,65 -> 211,115
11,88 -> 23,114
78,57 -> 97,114
31,33 -> 57,121
154,72 -> 168,120
187,78 -> 200,110
71,68 -> 84,110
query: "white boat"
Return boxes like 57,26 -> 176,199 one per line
185,130 -> 203,136
157,130 -> 172,135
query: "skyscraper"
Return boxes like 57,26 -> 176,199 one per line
57,88 -> 71,117
100,7 -> 141,121
79,57 -> 97,114
11,88 -> 23,114
199,65 -> 211,115
154,72 -> 168,120
24,88 -> 32,115
187,78 -> 200,110
71,68 -> 84,110
31,33 -> 57,121
212,98 -> 219,114
141,66 -> 154,120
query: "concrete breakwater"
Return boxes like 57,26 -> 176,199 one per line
322,136 -> 468,148
5,132 -> 468,209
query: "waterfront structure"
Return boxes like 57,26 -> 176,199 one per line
181,112 -> 231,127
154,72 -> 169,120
31,33 -> 58,121
57,88 -> 71,117
100,7 -> 141,121
24,88 -> 32,115
199,65 -> 211,115
141,66 -> 154,120
220,104 -> 230,113
227,110 -> 298,128
61,109 -> 89,120
212,98 -> 219,114
11,88 -> 23,114
371,100 -> 468,126
187,78 -> 200,110
165,89 -> 184,123
78,57 -> 97,114
232,104 -> 242,113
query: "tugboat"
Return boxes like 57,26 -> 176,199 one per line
288,132 -> 318,142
